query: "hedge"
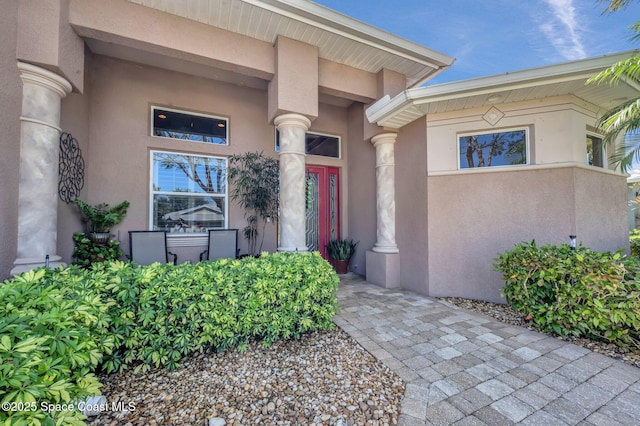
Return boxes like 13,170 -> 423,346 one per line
0,252 -> 339,425
495,241 -> 640,350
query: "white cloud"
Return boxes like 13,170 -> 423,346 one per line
540,0 -> 586,60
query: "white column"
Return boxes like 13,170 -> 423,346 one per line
371,133 -> 399,253
11,62 -> 72,275
275,113 -> 311,252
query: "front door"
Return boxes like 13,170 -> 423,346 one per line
305,165 -> 340,258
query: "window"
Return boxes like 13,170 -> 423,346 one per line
275,130 -> 340,158
151,151 -> 227,234
586,134 -> 605,168
458,128 -> 528,169
152,107 -> 228,145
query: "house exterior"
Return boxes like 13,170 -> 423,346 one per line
1,0 -> 636,302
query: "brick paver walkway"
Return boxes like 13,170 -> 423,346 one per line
334,275 -> 640,425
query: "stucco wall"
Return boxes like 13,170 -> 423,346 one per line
58,51 -> 93,262
0,2 -> 21,280
427,167 -> 577,303
573,167 -> 628,252
427,97 -> 601,172
346,103 -> 376,276
57,55 -> 350,264
396,117 -> 429,293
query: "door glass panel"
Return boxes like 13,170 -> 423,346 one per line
305,172 -> 320,252
329,173 -> 338,241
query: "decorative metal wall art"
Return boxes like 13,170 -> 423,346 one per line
58,132 -> 85,203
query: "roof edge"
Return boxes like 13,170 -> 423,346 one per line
367,50 -> 640,127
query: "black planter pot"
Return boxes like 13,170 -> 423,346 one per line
89,232 -> 111,245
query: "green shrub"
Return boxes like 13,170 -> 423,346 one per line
99,251 -> 339,373
1,252 -> 339,424
0,267 -> 114,425
495,241 -> 640,350
630,229 -> 640,258
72,232 -> 122,267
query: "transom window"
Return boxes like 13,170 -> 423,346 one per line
150,151 -> 227,234
152,106 -> 228,145
275,130 -> 340,158
586,133 -> 605,168
458,128 -> 528,169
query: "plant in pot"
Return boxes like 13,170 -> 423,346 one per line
327,238 -> 358,274
71,231 -> 123,267
228,151 -> 279,256
73,199 -> 130,244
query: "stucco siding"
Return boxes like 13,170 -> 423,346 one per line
0,2 -> 21,280
396,117 -> 429,293
427,167 -> 577,303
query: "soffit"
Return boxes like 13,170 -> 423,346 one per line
367,51 -> 640,129
127,0 -> 454,88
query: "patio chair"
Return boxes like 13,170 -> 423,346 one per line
128,230 -> 177,265
199,229 -> 239,261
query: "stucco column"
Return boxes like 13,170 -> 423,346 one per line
11,62 -> 72,275
371,133 -> 399,253
275,113 -> 311,252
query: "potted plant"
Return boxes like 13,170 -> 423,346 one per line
71,232 -> 123,266
327,238 -> 358,274
228,152 -> 279,256
73,199 -> 130,244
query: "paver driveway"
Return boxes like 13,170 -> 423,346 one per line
334,275 -> 640,425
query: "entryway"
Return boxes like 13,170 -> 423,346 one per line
305,165 -> 340,259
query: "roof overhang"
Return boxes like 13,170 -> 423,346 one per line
367,50 -> 640,128
127,0 -> 454,88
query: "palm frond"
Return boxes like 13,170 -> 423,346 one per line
587,56 -> 640,86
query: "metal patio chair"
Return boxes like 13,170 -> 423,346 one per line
199,229 -> 239,261
128,230 -> 177,265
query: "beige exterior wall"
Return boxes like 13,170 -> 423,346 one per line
427,96 -> 602,172
54,55 -> 351,264
391,96 -> 629,303
345,104 -> 376,276
396,117 -> 429,293
423,166 -> 627,303
0,2 -> 21,281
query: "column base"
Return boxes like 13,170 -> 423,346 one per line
366,250 -> 400,289
11,255 -> 66,276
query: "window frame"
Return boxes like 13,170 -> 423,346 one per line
586,132 -> 606,168
150,106 -> 229,146
149,150 -> 229,237
275,129 -> 341,159
457,127 -> 530,170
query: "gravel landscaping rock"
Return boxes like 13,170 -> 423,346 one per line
439,297 -> 640,369
88,329 -> 404,425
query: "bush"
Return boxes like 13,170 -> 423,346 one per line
99,251 -> 339,373
495,241 -> 640,350
630,229 -> 640,258
1,252 -> 339,424
0,267 -> 114,425
72,232 -> 123,267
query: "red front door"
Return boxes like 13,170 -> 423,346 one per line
305,166 -> 340,259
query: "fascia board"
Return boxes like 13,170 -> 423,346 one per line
367,50 -> 640,126
249,0 -> 455,69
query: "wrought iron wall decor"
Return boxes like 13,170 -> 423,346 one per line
58,132 -> 85,203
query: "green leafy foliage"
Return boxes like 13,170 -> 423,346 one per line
0,266 -> 114,425
495,241 -> 640,350
72,232 -> 123,267
630,229 -> 640,258
227,152 -> 279,255
327,239 -> 359,260
73,200 -> 130,233
1,252 -> 339,424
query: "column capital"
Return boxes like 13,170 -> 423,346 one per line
274,113 -> 311,132
17,62 -> 72,98
371,132 -> 398,147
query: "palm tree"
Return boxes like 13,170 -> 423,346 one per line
588,20 -> 640,172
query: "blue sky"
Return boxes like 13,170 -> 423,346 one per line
313,0 -> 640,85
